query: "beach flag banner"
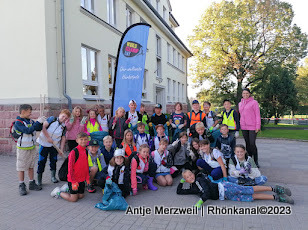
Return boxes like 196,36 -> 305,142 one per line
111,23 -> 151,116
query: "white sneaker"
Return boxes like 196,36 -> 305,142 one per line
60,183 -> 69,193
50,187 -> 61,198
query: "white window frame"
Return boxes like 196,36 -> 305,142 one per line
156,0 -> 160,12
182,56 -> 185,71
167,43 -> 170,63
108,55 -> 116,99
107,0 -> 116,26
163,6 -> 167,21
173,80 -> 176,101
182,84 -> 185,102
81,46 -> 99,98
173,48 -> 176,66
156,35 -> 161,57
178,52 -> 181,69
178,82 -> 180,101
81,0 -> 94,13
142,69 -> 148,100
126,5 -> 134,28
156,35 -> 162,79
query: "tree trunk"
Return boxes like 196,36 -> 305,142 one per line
235,80 -> 242,110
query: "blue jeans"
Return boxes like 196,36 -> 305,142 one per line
196,158 -> 223,180
37,146 -> 58,174
228,175 -> 267,185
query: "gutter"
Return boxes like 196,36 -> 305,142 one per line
60,0 -> 72,111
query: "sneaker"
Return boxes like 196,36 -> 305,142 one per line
142,184 -> 148,190
29,180 -> 42,191
60,183 -> 69,193
275,194 -> 294,204
50,187 -> 61,198
274,185 -> 292,196
19,183 -> 27,196
87,184 -> 96,193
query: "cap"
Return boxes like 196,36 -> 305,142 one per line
129,99 -> 137,105
88,139 -> 99,146
192,100 -> 199,104
155,103 -> 162,109
114,149 -> 125,157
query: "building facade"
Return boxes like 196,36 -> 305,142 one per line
0,0 -> 192,154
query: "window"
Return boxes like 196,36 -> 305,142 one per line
173,80 -> 176,101
173,48 -> 176,65
167,78 -> 171,101
156,0 -> 160,12
156,58 -> 161,78
178,53 -> 181,69
107,0 -> 116,26
182,56 -> 185,71
163,6 -> 167,21
142,69 -> 147,99
178,82 -> 180,101
167,43 -> 170,63
156,35 -> 161,57
81,46 -> 98,97
156,35 -> 162,78
108,56 -> 116,98
126,6 -> 133,28
81,0 -> 94,12
182,84 -> 185,102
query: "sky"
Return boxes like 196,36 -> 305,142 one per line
169,0 -> 308,98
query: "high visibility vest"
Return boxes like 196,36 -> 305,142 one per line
88,154 -> 103,171
122,142 -> 137,157
222,110 -> 236,130
86,121 -> 100,133
187,111 -> 206,127
141,114 -> 149,134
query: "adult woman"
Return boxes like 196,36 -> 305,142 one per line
238,88 -> 261,167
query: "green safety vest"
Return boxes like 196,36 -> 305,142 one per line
88,154 -> 103,172
222,110 -> 236,130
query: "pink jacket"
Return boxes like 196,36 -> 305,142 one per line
130,155 -> 149,190
65,118 -> 84,140
239,97 -> 261,130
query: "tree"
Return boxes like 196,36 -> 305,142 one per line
295,57 -> 308,105
189,0 -> 307,105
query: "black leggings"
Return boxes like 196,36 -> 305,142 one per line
242,130 -> 258,165
172,162 -> 193,178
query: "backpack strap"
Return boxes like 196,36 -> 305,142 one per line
133,154 -> 140,168
73,147 -> 79,163
46,117 -> 57,130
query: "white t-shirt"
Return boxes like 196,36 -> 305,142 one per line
97,114 -> 109,132
201,149 -> 223,168
128,111 -> 138,126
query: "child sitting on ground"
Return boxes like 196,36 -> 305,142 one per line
134,122 -> 151,151
100,135 -> 115,165
228,144 -> 267,185
192,122 -> 214,144
167,132 -> 192,178
177,170 -> 293,209
14,104 -> 45,195
153,124 -> 169,150
98,149 -> 131,197
131,144 -> 158,195
109,107 -> 130,147
87,139 -> 107,193
216,124 -> 236,172
197,139 -> 227,181
189,138 -> 201,173
149,104 -> 170,136
121,129 -> 137,159
37,109 -> 70,186
50,132 -> 90,202
152,138 -> 173,187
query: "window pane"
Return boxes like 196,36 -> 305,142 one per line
81,0 -> 85,8
90,50 -> 96,81
81,47 -> 87,81
83,85 -> 98,96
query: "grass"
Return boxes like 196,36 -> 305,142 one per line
264,124 -> 308,128
240,129 -> 308,140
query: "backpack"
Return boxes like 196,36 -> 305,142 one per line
58,147 -> 88,181
9,119 -> 34,143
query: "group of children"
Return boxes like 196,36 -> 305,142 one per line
13,100 -> 294,208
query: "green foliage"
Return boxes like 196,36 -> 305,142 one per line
189,0 -> 308,105
295,57 -> 308,105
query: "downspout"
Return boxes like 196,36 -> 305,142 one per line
61,0 -> 72,111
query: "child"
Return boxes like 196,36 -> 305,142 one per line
196,139 -> 227,181
221,99 -> 240,138
192,122 -> 214,144
50,132 -> 90,202
99,149 -> 131,197
187,100 -> 206,136
216,124 -> 236,171
177,170 -> 293,209
97,105 -> 109,133
203,101 -> 219,132
228,144 -> 267,185
139,103 -> 150,134
37,109 -> 70,186
100,135 -> 115,165
108,107 -> 129,147
131,144 -> 158,195
153,124 -> 169,150
65,106 -> 85,151
170,102 -> 187,142
121,129 -> 137,158
167,132 -> 192,178
84,108 -> 102,136
134,122 -> 151,151
87,139 -> 107,193
189,138 -> 201,172
149,104 -> 170,136
14,104 -> 45,195
152,138 -> 173,187
125,100 -> 140,135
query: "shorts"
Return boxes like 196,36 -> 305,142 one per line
155,172 -> 170,178
16,148 -> 37,171
223,182 -> 254,202
68,181 -> 86,194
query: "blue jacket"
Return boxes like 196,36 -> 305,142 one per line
14,116 -> 42,134
101,146 -> 115,165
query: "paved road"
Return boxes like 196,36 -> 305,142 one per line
0,139 -> 307,230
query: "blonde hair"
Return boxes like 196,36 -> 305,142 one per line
72,106 -> 82,118
139,144 -> 150,152
122,129 -> 135,146
115,107 -> 125,118
103,135 -> 113,142
182,169 -> 193,178
195,122 -> 205,130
